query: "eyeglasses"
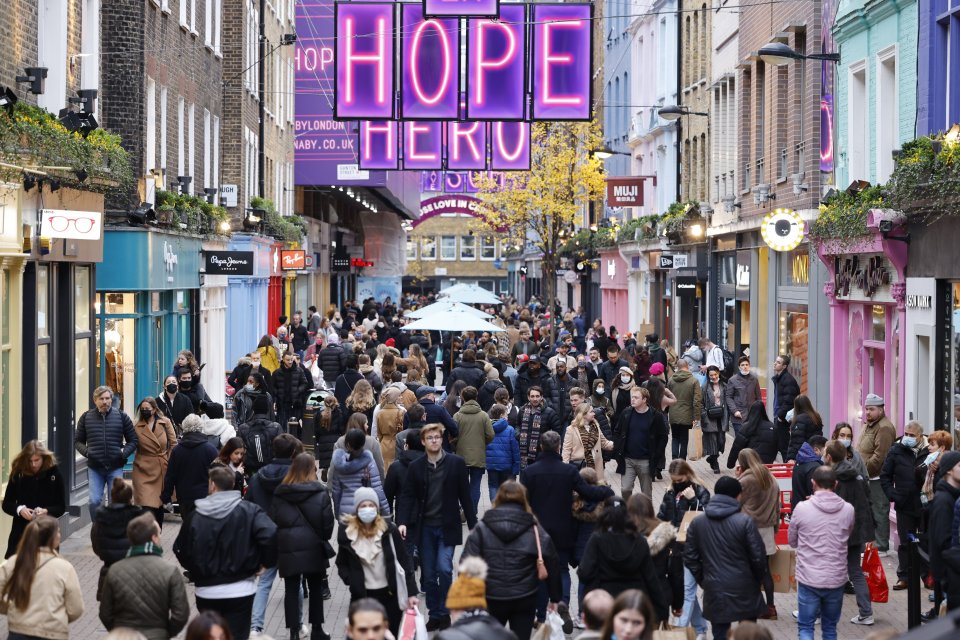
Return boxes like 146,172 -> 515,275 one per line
424,435 -> 444,442
48,215 -> 96,233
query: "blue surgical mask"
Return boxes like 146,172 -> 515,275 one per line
839,438 -> 852,449
357,507 -> 378,524
245,384 -> 255,392
902,436 -> 917,448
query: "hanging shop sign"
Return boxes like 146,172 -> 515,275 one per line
203,250 -> 255,275
40,209 -> 102,241
675,276 -> 699,298
658,254 -> 688,269
761,208 -> 806,252
834,254 -> 893,299
334,1 -> 592,170
606,178 -> 646,207
281,250 -> 306,270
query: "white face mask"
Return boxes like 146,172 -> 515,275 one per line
839,438 -> 852,448
620,375 -> 632,384
596,386 -> 605,395
357,507 -> 378,524
245,384 -> 255,392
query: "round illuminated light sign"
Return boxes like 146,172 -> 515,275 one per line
761,208 -> 805,251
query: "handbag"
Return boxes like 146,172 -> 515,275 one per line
533,525 -> 549,580
862,543 -> 889,603
706,405 -> 724,419
388,532 -> 409,610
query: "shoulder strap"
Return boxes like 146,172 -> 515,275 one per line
533,524 -> 543,563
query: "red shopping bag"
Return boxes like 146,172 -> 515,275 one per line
862,543 -> 889,603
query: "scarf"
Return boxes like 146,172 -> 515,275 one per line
519,404 -> 543,469
578,423 -> 599,468
126,541 -> 164,558
576,369 -> 591,390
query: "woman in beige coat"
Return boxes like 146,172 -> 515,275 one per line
563,403 -> 614,481
132,397 -> 177,527
735,447 -> 782,619
373,386 -> 405,469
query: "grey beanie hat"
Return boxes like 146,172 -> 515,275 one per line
353,487 -> 379,511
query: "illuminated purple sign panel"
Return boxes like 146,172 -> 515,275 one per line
466,4 -> 527,120
532,4 -> 593,121
334,3 -> 396,119
423,0 -> 499,17
401,5 -> 460,119
358,121 -> 399,170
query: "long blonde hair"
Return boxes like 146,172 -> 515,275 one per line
408,343 -> 429,373
737,448 -> 775,491
346,379 -> 375,413
569,403 -> 597,432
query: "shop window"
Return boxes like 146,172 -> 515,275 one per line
440,235 -> 457,260
721,297 -> 735,350
406,237 -> 418,260
75,266 -> 90,332
480,236 -> 496,260
779,303 -> 809,395
176,290 -> 188,312
421,236 -> 437,260
98,318 -> 136,412
871,304 -> 885,342
719,254 -> 735,284
461,235 -> 476,260
37,266 -> 49,339
37,344 -> 49,438
104,292 -> 135,315
779,247 -> 810,287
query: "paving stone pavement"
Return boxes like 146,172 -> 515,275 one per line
0,434 -> 915,639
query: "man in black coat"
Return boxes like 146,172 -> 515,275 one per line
790,437 -> 827,511
551,361 -> 575,428
289,312 -> 310,358
445,349 -> 486,393
160,414 -> 219,525
397,423 -> 476,631
613,386 -> 668,500
318,340 -> 348,389
683,476 -> 766,640
406,387 -> 459,450
238,395 -> 283,475
880,422 -> 928,589
514,356 -> 560,412
516,386 -> 562,467
597,345 -> 630,397
334,354 -> 364,407
771,355 -> 801,460
272,352 -> 310,428
75,386 -> 139,519
521,431 -> 613,628
174,466 -> 277,640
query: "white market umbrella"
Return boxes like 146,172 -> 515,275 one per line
404,300 -> 494,319
436,283 -> 502,305
401,308 -> 506,333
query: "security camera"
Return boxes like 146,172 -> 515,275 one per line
878,220 -> 893,233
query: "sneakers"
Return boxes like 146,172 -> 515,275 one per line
425,616 -> 451,632
249,630 -> 265,639
557,602 -> 574,634
851,614 -> 875,625
921,607 -> 939,623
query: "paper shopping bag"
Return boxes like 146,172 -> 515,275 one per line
653,623 -> 692,640
768,546 -> 796,593
676,510 -> 703,544
688,427 -> 703,460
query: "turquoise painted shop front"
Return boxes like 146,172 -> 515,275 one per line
95,229 -> 202,412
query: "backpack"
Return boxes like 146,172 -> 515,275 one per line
720,348 -> 736,381
242,420 -> 276,469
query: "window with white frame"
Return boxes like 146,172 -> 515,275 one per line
160,87 -> 168,171
213,115 -> 220,195
876,46 -> 898,183
81,0 -> 100,90
180,0 -> 188,26
460,235 -> 477,260
177,96 -> 185,177
847,61 -> 868,182
287,60 -> 294,123
37,0 -> 68,114
214,0 -> 222,53
421,236 -> 437,260
190,0 -> 197,32
440,236 -> 457,260
480,236 -> 496,260
146,78 -> 156,174
205,0 -> 212,45
203,108 -> 211,189
188,103 -> 196,193
406,237 -> 418,260
162,0 -> 170,12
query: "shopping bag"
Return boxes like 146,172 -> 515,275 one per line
532,610 -> 565,640
676,510 -> 702,544
653,622 -> 694,640
862,543 -> 889,603
397,607 -> 428,640
768,546 -> 796,593
688,427 -> 703,461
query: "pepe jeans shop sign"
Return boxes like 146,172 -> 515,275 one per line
203,251 -> 255,275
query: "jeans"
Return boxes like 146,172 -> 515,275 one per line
420,525 -> 455,620
87,466 -> 125,519
196,594 -> 255,640
671,423 -> 691,459
678,565 -> 708,634
489,594 -> 538,640
536,548 -> 571,620
731,421 -> 742,437
847,544 -> 872,617
487,470 -> 515,501
251,566 -> 303,631
868,479 -> 890,551
468,467 -> 485,514
621,457 -> 652,499
797,583 -> 844,640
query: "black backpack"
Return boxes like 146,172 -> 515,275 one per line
720,348 -> 736,381
242,420 -> 277,469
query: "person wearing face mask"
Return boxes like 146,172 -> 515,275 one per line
830,423 -> 869,481
177,368 -> 211,414
336,486 -> 419,636
879,420 -> 929,590
610,367 -> 636,418
232,372 -> 276,427
229,352 -> 274,396
131,397 -> 177,527
724,357 -> 761,437
156,374 -> 194,437
590,379 -> 613,421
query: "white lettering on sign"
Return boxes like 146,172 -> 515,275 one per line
163,241 -> 179,273
219,184 -> 238,208
906,295 -> 932,309
209,255 -> 250,268
337,164 -> 370,180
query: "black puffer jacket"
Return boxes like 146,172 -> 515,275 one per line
317,344 -> 348,385
436,612 -> 519,640
785,413 -> 824,462
577,528 -> 669,621
834,459 -> 876,547
238,415 -> 283,474
174,493 -> 278,587
683,495 -> 767,624
927,478 -> 960,582
515,365 -> 560,410
461,503 -> 562,601
160,431 -> 219,508
245,458 -> 293,514
478,379 -> 506,412
657,483 -> 711,528
446,361 -> 486,394
771,370 -> 799,424
727,401 -> 778,466
313,406 -> 345,470
880,439 -> 926,517
272,363 -> 310,407
383,448 -> 423,514
91,503 -> 145,598
75,407 -> 139,471
270,481 -> 335,578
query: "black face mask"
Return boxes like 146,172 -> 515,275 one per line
179,381 -> 191,391
673,481 -> 692,493
165,383 -> 178,394
141,410 -> 153,420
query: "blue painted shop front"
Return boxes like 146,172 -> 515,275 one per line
95,229 -> 202,412
225,234 -> 274,384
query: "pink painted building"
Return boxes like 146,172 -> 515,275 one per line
599,248 -> 630,335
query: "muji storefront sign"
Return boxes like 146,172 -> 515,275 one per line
333,1 -> 593,171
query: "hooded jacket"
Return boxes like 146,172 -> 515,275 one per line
330,449 -> 390,517
478,379 -> 506,412
788,490 -> 854,588
317,343 -> 348,385
771,369 -> 800,424
200,417 -> 236,450
454,400 -> 495,468
515,364 -> 561,411
160,431 -> 219,507
683,495 -> 767,624
238,415 -> 283,474
667,370 -> 703,426
485,418 -> 521,474
244,457 -> 293,513
461,503 -> 562,601
790,442 -> 823,510
577,528 -> 669,621
880,437 -> 927,517
446,361 -> 486,393
436,611 -> 518,640
645,521 -> 683,613
834,459 -> 876,548
270,481 -> 336,577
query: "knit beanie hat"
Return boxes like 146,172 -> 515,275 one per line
714,476 -> 742,499
446,557 -> 488,611
353,487 -> 379,511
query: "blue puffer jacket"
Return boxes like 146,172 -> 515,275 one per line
486,418 -> 520,474
75,408 -> 138,471
330,449 -> 390,517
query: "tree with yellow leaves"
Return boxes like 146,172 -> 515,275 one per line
473,120 -> 606,341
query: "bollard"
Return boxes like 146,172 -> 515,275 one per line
909,533 -> 922,629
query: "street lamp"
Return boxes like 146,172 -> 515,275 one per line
658,105 -> 709,121
758,42 -> 841,65
590,146 -> 631,160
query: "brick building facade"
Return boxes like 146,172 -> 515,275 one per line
679,0 -> 711,204
404,215 -> 507,294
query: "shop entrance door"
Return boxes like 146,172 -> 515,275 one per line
863,345 -> 885,406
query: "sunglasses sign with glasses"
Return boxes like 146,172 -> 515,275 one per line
40,209 -> 102,241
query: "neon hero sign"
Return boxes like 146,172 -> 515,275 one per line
334,2 -> 593,121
